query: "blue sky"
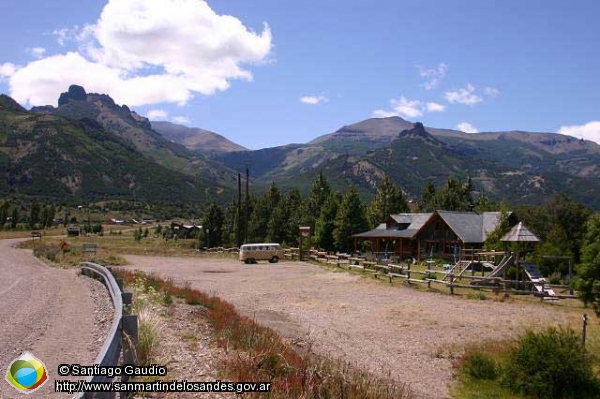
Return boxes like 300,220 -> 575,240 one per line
1,0 -> 599,149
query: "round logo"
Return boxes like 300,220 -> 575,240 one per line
5,352 -> 48,394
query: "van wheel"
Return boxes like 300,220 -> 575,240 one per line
250,258 -> 256,264
244,259 -> 250,264
270,256 -> 279,263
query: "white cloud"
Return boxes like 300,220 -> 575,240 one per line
373,96 -> 447,119
6,0 -> 273,107
484,87 -> 500,97
172,116 -> 191,125
27,47 -> 46,59
456,122 -> 479,134
372,109 -> 401,118
418,63 -> 448,90
558,121 -> 600,144
300,95 -> 328,105
390,97 -> 423,118
444,84 -> 482,105
426,102 -> 445,112
147,109 -> 168,120
0,62 -> 17,79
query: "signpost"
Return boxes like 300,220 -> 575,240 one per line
299,226 -> 311,261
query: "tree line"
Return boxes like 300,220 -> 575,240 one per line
0,200 -> 57,230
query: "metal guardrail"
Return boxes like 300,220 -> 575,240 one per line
78,262 -> 131,399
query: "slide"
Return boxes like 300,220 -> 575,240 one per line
521,262 -> 557,298
485,254 -> 514,279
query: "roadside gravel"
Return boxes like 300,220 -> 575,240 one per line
0,239 -> 113,398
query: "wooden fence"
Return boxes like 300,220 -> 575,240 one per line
290,250 -> 577,301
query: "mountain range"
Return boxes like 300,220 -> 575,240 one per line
1,85 -> 600,209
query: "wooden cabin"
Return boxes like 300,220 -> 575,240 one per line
353,211 -> 517,261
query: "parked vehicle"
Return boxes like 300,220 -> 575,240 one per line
239,243 -> 283,264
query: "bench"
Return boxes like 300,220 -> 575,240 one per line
82,243 -> 97,254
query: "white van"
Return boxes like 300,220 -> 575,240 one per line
239,243 -> 283,264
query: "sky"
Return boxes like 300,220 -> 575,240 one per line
0,0 -> 599,149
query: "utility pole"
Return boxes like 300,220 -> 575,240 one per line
245,167 -> 249,244
237,172 -> 242,248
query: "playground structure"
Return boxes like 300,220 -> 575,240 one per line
285,245 -> 576,300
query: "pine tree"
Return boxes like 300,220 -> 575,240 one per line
474,190 -> 497,213
419,181 -> 437,212
11,207 -> 18,229
367,175 -> 409,228
0,201 -> 9,230
203,202 -> 225,248
484,201 -> 512,250
314,193 -> 341,251
436,176 -> 472,211
268,189 -> 302,245
575,214 -> 600,316
30,201 -> 40,229
303,172 -> 331,230
333,185 -> 368,252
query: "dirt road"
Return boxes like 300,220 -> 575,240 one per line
122,256 -> 575,398
0,239 -> 106,398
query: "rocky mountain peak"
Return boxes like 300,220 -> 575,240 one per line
58,85 -> 88,106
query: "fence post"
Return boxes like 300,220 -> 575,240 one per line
406,262 -> 411,284
449,273 -> 454,295
582,314 -> 588,346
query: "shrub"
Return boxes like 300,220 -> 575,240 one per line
466,292 -> 487,301
461,351 -> 497,380
502,327 -> 599,398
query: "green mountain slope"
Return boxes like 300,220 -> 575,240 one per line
32,85 -> 238,185
0,97 -> 229,203
217,119 -> 600,209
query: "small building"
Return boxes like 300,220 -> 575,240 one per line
170,222 -> 201,239
67,224 -> 80,237
353,210 -> 518,261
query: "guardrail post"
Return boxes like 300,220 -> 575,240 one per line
122,314 -> 138,365
121,292 -> 133,307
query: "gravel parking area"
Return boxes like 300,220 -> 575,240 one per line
121,256 -> 574,398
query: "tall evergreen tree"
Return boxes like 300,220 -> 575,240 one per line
281,189 -> 303,246
333,185 -> 368,252
419,181 -> 437,212
575,214 -> 600,316
249,181 -> 281,242
41,205 -> 48,230
11,207 -> 18,229
367,175 -> 409,228
474,190 -> 497,213
0,201 -> 9,230
303,172 -> 332,230
63,209 -> 70,227
203,202 -> 225,248
46,204 -> 56,229
314,192 -> 341,251
436,176 -> 472,211
29,201 -> 40,229
545,194 -> 592,263
484,200 -> 512,250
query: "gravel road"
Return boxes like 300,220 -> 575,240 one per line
122,256 -> 574,398
0,239 -> 112,398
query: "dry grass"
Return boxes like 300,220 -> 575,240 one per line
116,269 -> 412,399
